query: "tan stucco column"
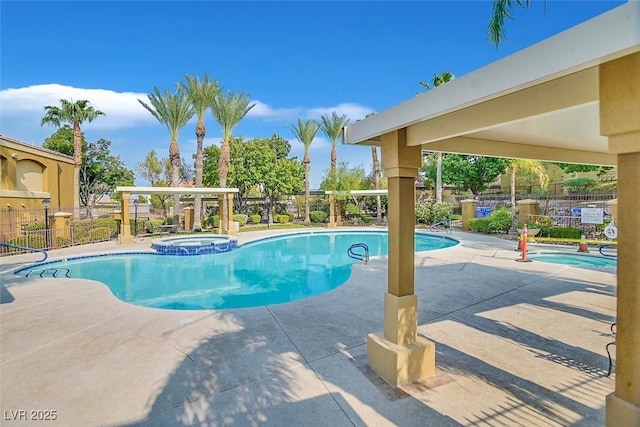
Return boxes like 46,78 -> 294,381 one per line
184,206 -> 194,231
517,199 -> 539,223
367,128 -> 435,387
328,194 -> 337,228
226,193 -> 236,236
601,52 -> 640,427
606,199 -> 618,224
53,212 -> 72,243
217,195 -> 224,234
118,191 -> 134,244
460,199 -> 478,231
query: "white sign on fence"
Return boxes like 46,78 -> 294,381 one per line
581,207 -> 604,224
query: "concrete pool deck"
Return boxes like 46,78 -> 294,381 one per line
0,229 -> 617,426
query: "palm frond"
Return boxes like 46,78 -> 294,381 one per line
138,86 -> 194,140
320,112 -> 350,148
290,119 -> 320,155
488,0 -> 530,47
179,73 -> 221,119
211,90 -> 255,141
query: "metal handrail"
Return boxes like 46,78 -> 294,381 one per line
347,243 -> 369,264
0,243 -> 48,262
599,244 -> 617,258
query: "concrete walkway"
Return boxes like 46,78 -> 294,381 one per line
0,230 -> 616,426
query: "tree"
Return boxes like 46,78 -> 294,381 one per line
488,0 -> 532,46
210,89 -> 255,228
506,159 -> 548,216
136,150 -> 171,217
554,163 -> 612,176
80,139 -> 134,213
42,125 -> 83,156
290,119 -> 321,226
138,86 -> 194,213
440,155 -> 509,195
320,112 -> 350,171
179,73 -> 220,231
418,71 -> 455,203
371,147 -> 383,223
41,99 -> 105,215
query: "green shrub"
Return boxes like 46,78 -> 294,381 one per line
345,203 -> 361,218
89,227 -> 113,241
7,235 -> 46,250
468,218 -> 491,233
415,201 -> 452,224
233,214 -> 248,227
55,236 -> 72,248
163,216 -> 173,225
274,214 -> 290,223
205,215 -> 220,228
250,214 -> 261,224
287,213 -> 295,222
309,211 -> 328,223
362,214 -> 373,224
549,227 -> 583,239
488,209 -> 512,233
144,219 -> 164,233
24,222 -> 45,231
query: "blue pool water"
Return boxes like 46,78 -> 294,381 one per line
527,253 -> 617,268
16,231 -> 458,310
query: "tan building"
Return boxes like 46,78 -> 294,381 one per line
0,135 -> 74,234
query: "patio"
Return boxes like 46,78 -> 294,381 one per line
0,230 -> 616,426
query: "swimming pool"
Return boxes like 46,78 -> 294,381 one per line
15,231 -> 458,310
527,252 -> 617,268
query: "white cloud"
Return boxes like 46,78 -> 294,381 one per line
305,103 -> 374,122
0,83 -> 155,130
247,100 -> 300,120
0,84 -> 375,136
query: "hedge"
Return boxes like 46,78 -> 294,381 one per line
250,214 -> 261,224
310,211 -> 328,223
549,227 -> 583,239
233,214 -> 248,227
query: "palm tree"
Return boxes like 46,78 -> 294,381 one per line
371,146 -> 383,224
488,0 -> 532,46
419,71 -> 455,203
41,99 -> 105,216
210,89 -> 255,230
179,73 -> 220,231
506,159 -> 548,217
290,119 -> 321,226
139,86 -> 194,214
320,112 -> 350,171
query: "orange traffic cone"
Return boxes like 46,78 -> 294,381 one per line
578,234 -> 589,253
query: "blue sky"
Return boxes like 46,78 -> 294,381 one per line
0,1 -> 626,188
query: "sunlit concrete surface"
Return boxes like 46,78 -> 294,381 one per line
1,229 -> 616,426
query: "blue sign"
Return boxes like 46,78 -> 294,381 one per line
572,208 -> 582,216
476,206 -> 492,218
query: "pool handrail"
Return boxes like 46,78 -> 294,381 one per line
0,242 -> 48,263
348,243 -> 369,264
599,244 -> 617,258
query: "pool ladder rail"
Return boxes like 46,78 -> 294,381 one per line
599,244 -> 617,258
0,242 -> 48,262
348,243 -> 369,264
25,268 -> 71,278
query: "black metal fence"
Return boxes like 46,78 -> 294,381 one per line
0,206 -> 122,256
